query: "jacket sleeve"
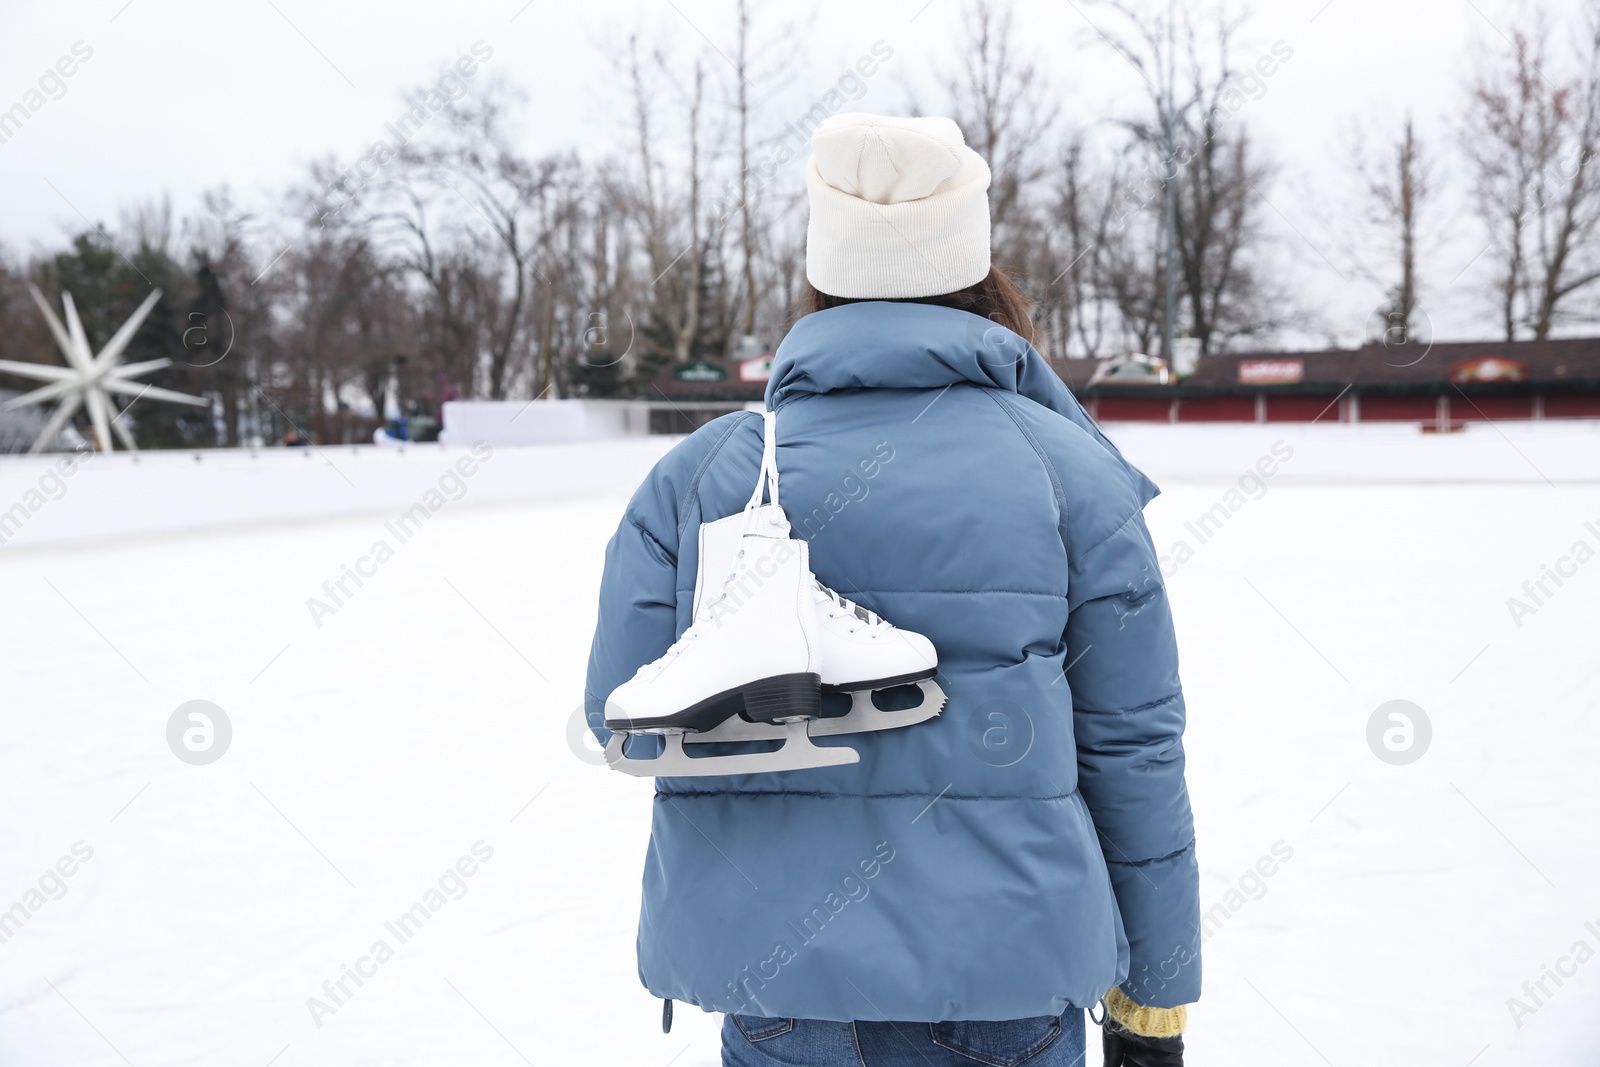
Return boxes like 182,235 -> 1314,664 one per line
1066,507 -> 1201,1009
583,512 -> 680,746
583,412 -> 759,746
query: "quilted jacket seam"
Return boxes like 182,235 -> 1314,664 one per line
986,391 -> 1070,553
1102,839 -> 1195,868
1077,509 -> 1145,561
676,410 -> 761,538
676,586 -> 1067,597
656,789 -> 1081,801
624,516 -> 674,564
1074,690 -> 1182,715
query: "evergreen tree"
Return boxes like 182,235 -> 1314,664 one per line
44,231 -> 212,448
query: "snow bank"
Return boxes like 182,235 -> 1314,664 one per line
3,420 -> 1594,552
0,437 -> 678,551
1101,418 -> 1600,484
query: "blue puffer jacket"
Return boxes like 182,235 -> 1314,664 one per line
585,301 -> 1200,1022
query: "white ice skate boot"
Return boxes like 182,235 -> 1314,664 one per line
692,506 -> 945,727
603,409 -> 944,777
603,524 -> 858,775
810,581 -> 945,717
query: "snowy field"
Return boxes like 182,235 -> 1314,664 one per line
2,421 -> 1598,1066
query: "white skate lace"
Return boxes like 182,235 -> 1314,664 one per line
647,549 -> 749,673
813,581 -> 892,637
645,564 -> 888,676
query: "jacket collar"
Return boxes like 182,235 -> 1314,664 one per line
767,301 -> 1050,408
765,301 -> 1157,502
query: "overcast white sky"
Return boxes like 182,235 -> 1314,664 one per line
0,0 -> 1589,347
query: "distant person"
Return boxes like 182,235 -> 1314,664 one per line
587,113 -> 1198,1066
279,429 -> 309,447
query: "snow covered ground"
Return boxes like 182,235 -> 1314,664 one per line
2,421 -> 1597,1066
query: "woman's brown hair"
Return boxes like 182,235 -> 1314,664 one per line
800,266 -> 1038,346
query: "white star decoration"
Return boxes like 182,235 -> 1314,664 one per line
0,285 -> 208,453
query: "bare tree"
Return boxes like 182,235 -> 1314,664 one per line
119,194 -> 176,260
353,180 -> 481,396
1087,1 -> 1285,353
1347,114 -> 1434,344
1046,135 -> 1125,358
0,242 -> 56,378
941,0 -> 1060,267
626,36 -> 707,369
397,79 -> 548,397
1463,5 -> 1600,339
183,186 -> 274,445
733,0 -> 758,337
534,156 -> 639,399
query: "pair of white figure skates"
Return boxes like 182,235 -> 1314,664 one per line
603,411 -> 946,776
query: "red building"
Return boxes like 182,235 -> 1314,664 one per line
1055,338 -> 1600,426
643,339 -> 1600,430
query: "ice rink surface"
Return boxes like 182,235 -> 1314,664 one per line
2,421 -> 1597,1065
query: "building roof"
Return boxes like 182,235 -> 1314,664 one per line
1046,357 -> 1102,391
1084,337 -> 1600,395
644,336 -> 1600,403
646,358 -> 767,403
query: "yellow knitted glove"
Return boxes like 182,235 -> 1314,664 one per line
1104,987 -> 1188,1039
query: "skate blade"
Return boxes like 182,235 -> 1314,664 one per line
810,677 -> 947,737
677,677 -> 947,744
604,720 -> 859,778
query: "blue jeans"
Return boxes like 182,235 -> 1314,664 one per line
722,1009 -> 1086,1067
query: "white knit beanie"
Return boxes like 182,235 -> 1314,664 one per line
805,112 -> 992,299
